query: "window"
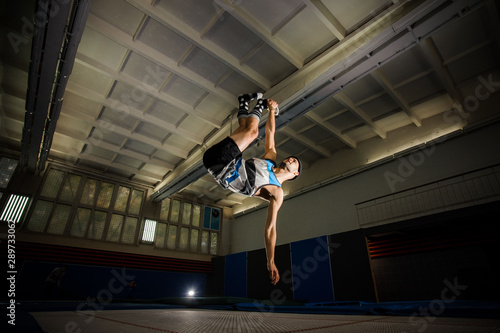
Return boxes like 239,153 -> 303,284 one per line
114,186 -> 130,212
80,178 -> 97,205
122,217 -> 138,244
107,214 -> 124,242
59,174 -> 82,202
46,204 -> 71,234
170,200 -> 180,222
190,229 -> 199,251
142,219 -> 157,243
192,205 -> 201,227
147,198 -> 221,254
201,231 -> 209,254
129,190 -> 143,215
88,211 -> 106,240
70,208 -> 91,237
26,200 -> 53,232
155,222 -> 167,248
25,167 -> 144,245
41,169 -> 64,198
210,232 -> 218,255
182,203 -> 192,225
96,182 -> 114,209
167,225 -> 178,250
0,194 -> 29,223
160,198 -> 170,220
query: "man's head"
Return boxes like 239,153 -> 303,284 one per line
279,156 -> 302,181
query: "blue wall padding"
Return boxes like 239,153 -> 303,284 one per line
17,261 -> 207,300
224,252 -> 247,297
290,236 -> 335,302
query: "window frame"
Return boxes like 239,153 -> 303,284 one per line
23,165 -> 146,245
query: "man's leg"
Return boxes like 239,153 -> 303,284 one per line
230,96 -> 268,152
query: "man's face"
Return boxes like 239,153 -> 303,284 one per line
281,157 -> 299,174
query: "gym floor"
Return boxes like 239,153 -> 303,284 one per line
8,299 -> 500,333
30,308 -> 500,333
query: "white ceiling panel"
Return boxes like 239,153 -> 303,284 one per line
122,139 -> 156,156
100,107 -> 138,131
153,150 -> 183,166
239,0 -> 305,31
164,133 -> 197,154
397,72 -> 444,105
195,94 -> 233,123
71,63 -> 113,94
62,93 -> 102,119
1,94 -> 25,120
94,129 -> 127,147
180,47 -> 231,84
156,0 -> 219,33
78,28 -> 128,70
134,122 -> 168,142
160,75 -> 207,106
323,0 -> 391,31
328,111 -> 362,132
379,47 -> 432,87
244,43 -> 297,83
121,52 -> 172,89
275,8 -> 336,61
90,0 -> 145,36
136,17 -> 193,62
113,154 -> 144,169
217,71 -> 261,96
204,13 -> 262,60
108,81 -> 154,110
146,101 -> 186,126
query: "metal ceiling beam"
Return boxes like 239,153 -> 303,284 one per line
303,0 -> 346,40
280,127 -> 332,157
184,184 -> 245,206
420,37 -> 464,111
56,122 -> 175,171
74,54 -> 223,128
65,81 -> 203,147
334,92 -> 387,139
124,0 -> 272,90
61,105 -> 189,161
62,149 -> 162,182
213,0 -> 304,69
21,0 -> 73,173
371,69 -> 422,127
150,160 -> 207,201
38,0 -> 93,172
86,13 -> 236,107
305,112 -> 357,148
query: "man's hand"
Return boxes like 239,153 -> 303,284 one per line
268,99 -> 279,115
267,261 -> 280,285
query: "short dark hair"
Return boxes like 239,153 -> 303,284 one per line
287,156 -> 302,181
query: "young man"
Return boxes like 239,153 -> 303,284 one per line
203,93 -> 302,285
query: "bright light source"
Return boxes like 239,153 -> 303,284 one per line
187,289 -> 195,297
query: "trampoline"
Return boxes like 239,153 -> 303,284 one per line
6,298 -> 500,333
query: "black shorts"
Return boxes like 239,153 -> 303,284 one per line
203,137 -> 242,176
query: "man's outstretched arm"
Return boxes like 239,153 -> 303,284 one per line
264,189 -> 283,285
263,99 -> 278,161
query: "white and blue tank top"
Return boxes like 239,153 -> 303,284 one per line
215,158 -> 282,197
